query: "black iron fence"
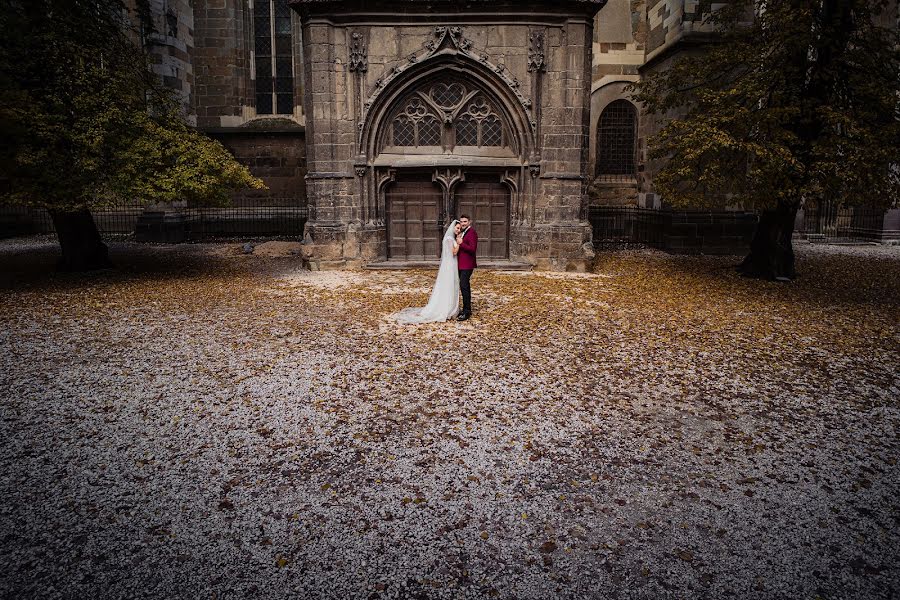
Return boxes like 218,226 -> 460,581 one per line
0,204 -> 308,240
589,206 -> 664,247
800,201 -> 886,243
591,204 -> 892,252
588,206 -> 759,254
14,204 -> 148,235
4,202 -> 891,249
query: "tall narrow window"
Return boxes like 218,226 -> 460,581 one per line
597,100 -> 637,177
254,0 -> 294,115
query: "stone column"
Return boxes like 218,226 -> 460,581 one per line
301,20 -> 385,269
300,23 -> 358,268
516,17 -> 595,271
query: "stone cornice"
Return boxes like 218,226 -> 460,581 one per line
292,0 -> 602,3
202,123 -> 305,135
290,0 -> 606,15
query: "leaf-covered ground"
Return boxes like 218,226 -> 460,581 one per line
1,237 -> 898,599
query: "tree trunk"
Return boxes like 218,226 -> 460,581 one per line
48,208 -> 112,272
739,201 -> 799,281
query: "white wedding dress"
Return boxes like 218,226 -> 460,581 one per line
392,221 -> 461,323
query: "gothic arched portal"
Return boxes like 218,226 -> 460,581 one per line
367,66 -> 526,261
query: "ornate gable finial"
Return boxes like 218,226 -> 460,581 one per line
528,30 -> 546,73
429,25 -> 473,54
349,31 -> 368,73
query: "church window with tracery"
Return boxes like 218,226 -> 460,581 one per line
454,96 -> 503,147
386,81 -> 508,150
253,0 -> 294,115
456,115 -> 478,146
392,97 -> 441,147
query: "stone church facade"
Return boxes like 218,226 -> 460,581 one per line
7,1 -> 895,253
297,1 -> 600,269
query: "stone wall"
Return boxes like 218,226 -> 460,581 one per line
592,0 -> 646,82
645,0 -> 721,59
588,0 -> 645,207
125,0 -> 196,119
151,0 -> 194,108
588,180 -> 639,207
193,0 -> 253,128
192,0 -> 305,128
209,126 -> 307,207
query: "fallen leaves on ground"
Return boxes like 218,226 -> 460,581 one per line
0,239 -> 897,599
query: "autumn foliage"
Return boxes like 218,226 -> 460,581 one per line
632,0 -> 900,279
0,0 -> 265,269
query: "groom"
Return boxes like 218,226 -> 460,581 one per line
455,215 -> 477,321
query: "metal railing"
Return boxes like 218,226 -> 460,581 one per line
0,204 -> 308,240
588,206 -> 665,247
588,206 -> 760,254
801,201 -> 886,243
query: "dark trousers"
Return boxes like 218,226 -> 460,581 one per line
459,269 -> 473,314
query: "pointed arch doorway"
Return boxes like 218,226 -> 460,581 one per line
376,76 -> 518,262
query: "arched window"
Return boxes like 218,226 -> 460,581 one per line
253,0 -> 294,115
454,96 -> 503,147
391,98 -> 441,147
384,81 -> 509,151
597,100 -> 637,177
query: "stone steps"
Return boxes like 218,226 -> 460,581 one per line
364,260 -> 533,271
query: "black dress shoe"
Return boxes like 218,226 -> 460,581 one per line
456,312 -> 470,321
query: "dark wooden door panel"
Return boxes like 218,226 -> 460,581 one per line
386,180 -> 443,260
455,180 -> 509,259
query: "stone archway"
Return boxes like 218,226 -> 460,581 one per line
369,72 -> 524,261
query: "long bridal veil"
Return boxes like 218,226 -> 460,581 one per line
392,220 -> 461,324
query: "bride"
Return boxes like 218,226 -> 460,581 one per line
392,220 -> 462,323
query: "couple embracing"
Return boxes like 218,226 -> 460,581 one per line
394,215 -> 478,324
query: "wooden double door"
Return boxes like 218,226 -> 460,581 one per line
386,173 -> 510,261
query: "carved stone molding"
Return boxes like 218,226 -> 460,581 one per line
355,165 -> 368,177
359,25 -> 535,144
431,26 -> 473,52
501,170 -> 519,192
376,169 -> 397,194
349,31 -> 368,73
528,31 -> 546,73
432,168 -> 466,194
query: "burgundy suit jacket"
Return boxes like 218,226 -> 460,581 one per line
458,227 -> 478,270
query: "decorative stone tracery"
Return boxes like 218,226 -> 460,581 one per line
528,31 -> 546,73
360,25 -> 536,144
348,31 -> 367,72
383,82 -> 509,151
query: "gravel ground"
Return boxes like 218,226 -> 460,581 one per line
1,238 -> 898,599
